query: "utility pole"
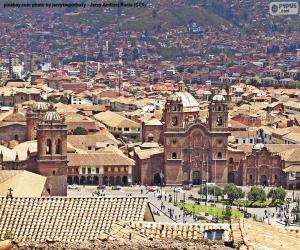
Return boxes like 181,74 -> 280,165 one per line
118,48 -> 123,96
85,44 -> 88,78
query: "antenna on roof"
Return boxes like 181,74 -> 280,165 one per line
85,44 -> 88,78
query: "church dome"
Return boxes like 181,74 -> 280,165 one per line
167,92 -> 199,112
212,94 -> 225,102
31,102 -> 49,111
43,111 -> 63,123
167,93 -> 181,102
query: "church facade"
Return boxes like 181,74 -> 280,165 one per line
137,82 -> 231,186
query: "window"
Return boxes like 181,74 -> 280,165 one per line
55,139 -> 61,154
218,140 -> 222,145
53,170 -> 56,175
96,168 -> 99,174
243,139 -> 246,144
14,135 -> 19,141
235,139 -> 238,143
124,128 -> 130,131
172,152 -> 177,159
104,167 -> 108,172
46,139 -> 51,155
218,106 -> 222,111
229,157 -> 234,164
216,116 -> 223,126
118,128 -> 122,131
171,117 -> 178,126
250,139 -> 253,144
88,146 -> 92,150
172,106 -> 177,111
88,168 -> 91,174
172,140 -> 176,144
217,152 -> 222,159
275,174 -> 278,180
82,168 -> 86,174
250,175 -> 253,180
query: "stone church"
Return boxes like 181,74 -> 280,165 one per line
0,102 -> 68,196
136,82 -> 231,186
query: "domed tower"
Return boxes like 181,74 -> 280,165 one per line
26,102 -> 50,141
36,107 -> 68,196
208,94 -> 230,184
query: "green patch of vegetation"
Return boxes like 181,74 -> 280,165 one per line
47,96 -> 69,104
73,127 -> 88,135
205,47 -> 240,57
288,81 -> 300,89
177,202 -> 243,223
4,231 -> 14,240
158,47 -> 184,60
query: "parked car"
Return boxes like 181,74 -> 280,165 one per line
147,186 -> 159,192
97,185 -> 106,190
112,185 -> 121,190
183,185 -> 192,191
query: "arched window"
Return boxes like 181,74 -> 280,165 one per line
55,139 -> 61,154
217,152 -> 222,159
275,174 -> 278,180
171,117 -> 178,126
46,139 -> 51,155
249,175 -> 253,180
217,116 -> 223,126
218,106 -> 222,111
172,152 -> 177,159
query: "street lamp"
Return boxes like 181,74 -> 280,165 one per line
183,192 -> 186,223
160,171 -> 164,197
173,187 -> 176,206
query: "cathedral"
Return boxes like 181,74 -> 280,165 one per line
137,82 -> 230,185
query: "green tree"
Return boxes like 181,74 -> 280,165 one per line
268,187 -> 286,204
223,206 -> 232,221
73,127 -> 88,135
198,185 -> 223,200
223,183 -> 244,204
248,187 -> 266,202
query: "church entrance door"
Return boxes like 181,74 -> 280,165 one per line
260,175 -> 268,186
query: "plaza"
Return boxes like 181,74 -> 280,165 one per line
68,185 -> 300,230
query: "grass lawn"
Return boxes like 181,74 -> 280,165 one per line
232,199 -> 283,208
177,203 -> 244,223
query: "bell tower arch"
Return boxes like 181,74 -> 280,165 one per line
36,107 -> 68,196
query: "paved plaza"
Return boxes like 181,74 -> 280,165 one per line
68,185 -> 300,229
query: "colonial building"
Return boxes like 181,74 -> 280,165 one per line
228,142 -> 300,189
135,82 -> 230,186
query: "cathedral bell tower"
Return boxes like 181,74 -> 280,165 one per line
164,93 -> 184,131
36,107 -> 68,196
208,94 -> 230,184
